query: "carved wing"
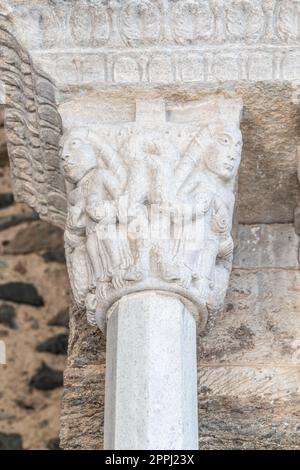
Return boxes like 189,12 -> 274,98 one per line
0,9 -> 66,228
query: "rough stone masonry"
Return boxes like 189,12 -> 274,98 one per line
0,0 -> 300,450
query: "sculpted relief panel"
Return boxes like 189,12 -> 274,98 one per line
119,0 -> 161,46
1,5 -> 243,334
61,98 -> 243,332
8,0 -> 300,49
2,0 -> 300,86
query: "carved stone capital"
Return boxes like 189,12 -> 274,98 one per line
61,97 -> 243,333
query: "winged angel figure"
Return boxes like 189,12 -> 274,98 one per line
0,7 -> 243,331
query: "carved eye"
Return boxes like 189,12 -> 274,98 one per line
70,139 -> 80,148
218,135 -> 231,145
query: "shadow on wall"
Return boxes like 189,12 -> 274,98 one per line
0,106 -> 70,450
0,107 -> 8,168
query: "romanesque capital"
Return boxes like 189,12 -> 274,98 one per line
61,97 -> 243,332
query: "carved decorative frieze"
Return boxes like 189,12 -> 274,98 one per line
61,97 -> 243,331
8,0 -> 300,49
1,0 -> 299,86
1,0 -> 300,86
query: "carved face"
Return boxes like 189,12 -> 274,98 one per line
203,123 -> 242,182
61,134 -> 97,184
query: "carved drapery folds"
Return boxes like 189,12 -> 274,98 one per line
61,98 -> 243,332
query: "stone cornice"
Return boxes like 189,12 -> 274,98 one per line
5,0 -> 300,88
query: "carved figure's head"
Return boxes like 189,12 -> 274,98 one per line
61,128 -> 98,184
202,121 -> 242,182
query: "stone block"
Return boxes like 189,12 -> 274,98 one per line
234,224 -> 299,268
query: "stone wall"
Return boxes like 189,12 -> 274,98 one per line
59,83 -> 300,449
0,108 -> 70,450
60,223 -> 300,450
199,224 -> 300,449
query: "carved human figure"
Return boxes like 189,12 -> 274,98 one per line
61,128 -> 133,322
178,118 -> 242,304
59,100 -> 242,328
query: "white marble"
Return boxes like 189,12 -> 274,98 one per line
3,0 -> 300,87
0,82 -> 5,104
61,97 -> 243,333
104,292 -> 198,450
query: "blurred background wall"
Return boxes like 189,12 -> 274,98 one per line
0,106 -> 69,450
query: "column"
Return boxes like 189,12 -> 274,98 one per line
104,292 -> 198,450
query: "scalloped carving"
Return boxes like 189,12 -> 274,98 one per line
119,0 -> 161,46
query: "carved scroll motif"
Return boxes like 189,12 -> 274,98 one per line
61,98 -> 243,332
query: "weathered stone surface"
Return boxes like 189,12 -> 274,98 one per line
57,84 -> 300,225
237,84 -> 300,224
29,362 -> 63,391
0,282 -> 44,306
0,303 -> 17,329
200,268 -> 300,365
60,365 -> 105,450
60,301 -> 106,449
199,394 -> 300,450
196,220 -> 300,449
199,367 -> 300,399
234,224 -> 299,268
2,221 -> 64,255
36,334 -> 68,355
15,399 -> 35,411
0,10 -> 66,228
2,3 -> 300,227
67,300 -> 105,369
0,432 -> 23,450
